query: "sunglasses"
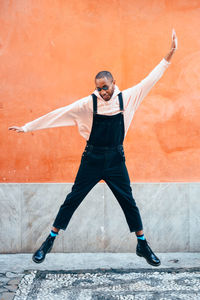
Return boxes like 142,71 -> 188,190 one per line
96,85 -> 109,92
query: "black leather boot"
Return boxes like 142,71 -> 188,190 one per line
136,239 -> 161,267
32,234 -> 56,263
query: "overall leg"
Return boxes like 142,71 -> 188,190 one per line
104,159 -> 160,267
32,154 -> 102,263
53,156 -> 102,230
104,160 -> 143,233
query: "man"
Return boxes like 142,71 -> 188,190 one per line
9,29 -> 177,266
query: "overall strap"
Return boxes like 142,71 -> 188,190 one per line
92,94 -> 97,115
118,92 -> 124,112
92,93 -> 123,114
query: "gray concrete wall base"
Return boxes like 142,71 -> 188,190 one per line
0,183 -> 199,253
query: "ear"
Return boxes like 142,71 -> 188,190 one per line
113,79 -> 116,85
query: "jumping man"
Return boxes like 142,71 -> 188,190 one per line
9,29 -> 178,266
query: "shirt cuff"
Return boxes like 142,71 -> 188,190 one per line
162,58 -> 171,65
22,125 -> 28,132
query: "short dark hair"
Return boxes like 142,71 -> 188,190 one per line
95,71 -> 113,81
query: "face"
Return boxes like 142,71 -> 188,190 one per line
95,77 -> 115,101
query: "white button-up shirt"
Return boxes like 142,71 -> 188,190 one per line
22,58 -> 170,140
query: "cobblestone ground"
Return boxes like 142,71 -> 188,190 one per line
0,272 -> 24,300
0,268 -> 197,300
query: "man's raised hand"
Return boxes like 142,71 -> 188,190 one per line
164,29 -> 178,62
171,28 -> 178,51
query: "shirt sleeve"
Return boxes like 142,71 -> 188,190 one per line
122,58 -> 170,134
124,58 -> 170,113
22,97 -> 88,132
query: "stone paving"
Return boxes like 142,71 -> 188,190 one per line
0,272 -> 24,300
0,253 -> 200,300
1,268 -> 200,300
13,268 -> 200,300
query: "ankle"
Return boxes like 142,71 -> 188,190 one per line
136,234 -> 146,241
50,230 -> 59,237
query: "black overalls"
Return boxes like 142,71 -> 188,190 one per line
53,93 -> 143,232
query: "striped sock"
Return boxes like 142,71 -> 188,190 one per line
50,230 -> 58,237
137,234 -> 146,241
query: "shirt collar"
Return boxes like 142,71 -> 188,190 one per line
93,85 -> 121,101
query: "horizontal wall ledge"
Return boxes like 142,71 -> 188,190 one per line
0,182 -> 199,253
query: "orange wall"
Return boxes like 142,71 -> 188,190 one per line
1,0 -> 200,182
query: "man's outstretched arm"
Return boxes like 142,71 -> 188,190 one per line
8,97 -> 88,133
8,103 -> 78,133
137,28 -> 178,95
124,29 -> 178,113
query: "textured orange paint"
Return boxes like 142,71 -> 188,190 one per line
1,0 -> 200,182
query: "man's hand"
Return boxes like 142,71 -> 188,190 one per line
164,29 -> 178,62
171,28 -> 178,51
8,126 -> 24,133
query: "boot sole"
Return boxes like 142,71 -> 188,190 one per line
136,251 -> 161,267
32,255 -> 45,264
